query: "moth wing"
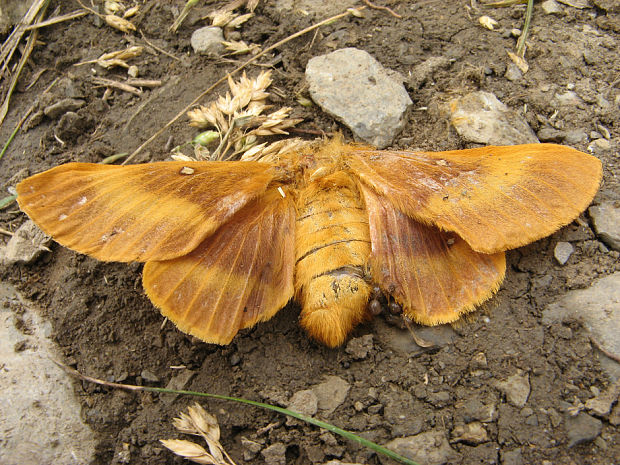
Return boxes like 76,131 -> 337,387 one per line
17,161 -> 275,262
142,187 -> 295,344
347,144 -> 602,253
360,184 -> 506,325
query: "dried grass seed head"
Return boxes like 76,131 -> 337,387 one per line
160,439 -> 221,465
105,14 -> 136,33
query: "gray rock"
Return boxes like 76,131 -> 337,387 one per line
543,273 -> 620,373
312,376 -> 350,415
43,98 -> 85,119
261,442 -> 286,465
140,369 -> 159,383
345,334 -> 373,360
553,91 -> 583,106
565,413 -> 602,447
241,437 -> 262,461
306,48 -> 412,148
0,281 -> 97,465
591,138 -> 611,151
554,241 -> 574,265
287,389 -> 318,416
501,448 -> 524,465
585,379 -> 620,416
451,422 -> 489,444
163,369 -> 196,404
461,399 -> 497,423
190,26 -> 224,56
493,369 -> 530,407
380,431 -> 460,465
537,127 -> 566,142
557,0 -> 591,8
542,0 -> 563,14
505,63 -> 523,82
589,202 -> 620,251
563,129 -> 588,144
449,91 -> 539,145
0,220 -> 51,265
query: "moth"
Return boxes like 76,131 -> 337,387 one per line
16,138 -> 602,347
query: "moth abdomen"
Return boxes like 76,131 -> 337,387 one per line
294,171 -> 372,347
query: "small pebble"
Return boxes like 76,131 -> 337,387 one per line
505,63 -> 523,82
554,241 -> 574,265
542,0 -> 563,14
140,369 -> 159,383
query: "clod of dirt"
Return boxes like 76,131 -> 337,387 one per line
306,48 -> 412,148
460,398 -> 497,423
287,389 -> 318,416
261,442 -> 286,465
589,202 -> 620,251
190,26 -> 225,55
344,334 -> 373,360
0,220 -> 51,265
451,421 -> 489,445
500,448 -> 524,465
43,98 -> 85,119
449,91 -> 539,145
493,369 -> 530,408
380,430 -> 459,465
406,56 -> 451,90
565,412 -> 603,447
241,437 -> 263,461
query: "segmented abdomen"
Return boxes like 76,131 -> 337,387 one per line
294,171 -> 372,347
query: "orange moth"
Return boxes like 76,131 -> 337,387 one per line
16,139 -> 602,347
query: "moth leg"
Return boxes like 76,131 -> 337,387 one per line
402,316 -> 437,349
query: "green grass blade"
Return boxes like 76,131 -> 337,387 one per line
145,387 -> 422,465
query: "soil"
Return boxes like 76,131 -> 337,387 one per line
1,1 -> 619,464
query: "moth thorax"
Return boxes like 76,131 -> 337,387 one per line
294,171 -> 372,347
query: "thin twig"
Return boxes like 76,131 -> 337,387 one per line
0,228 -> 14,236
23,9 -> 87,30
362,0 -> 402,18
0,0 -> 50,80
123,6 -> 366,165
516,0 -> 533,57
91,77 -> 142,96
139,30 -> 182,62
0,3 -> 49,126
125,78 -> 163,88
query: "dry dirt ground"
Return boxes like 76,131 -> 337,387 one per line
1,1 -> 619,464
